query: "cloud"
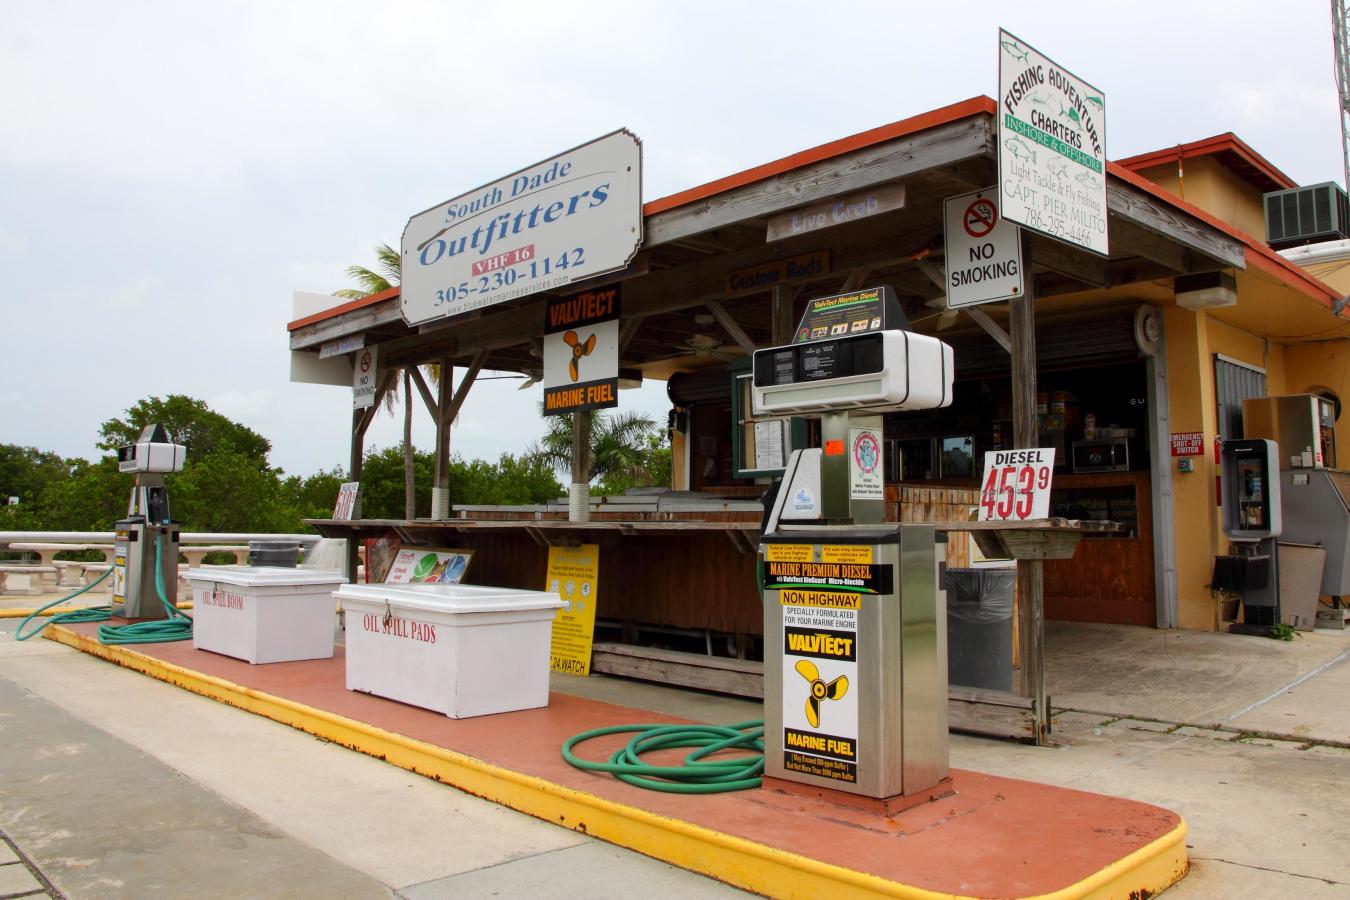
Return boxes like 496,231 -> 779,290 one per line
107,275 -> 161,310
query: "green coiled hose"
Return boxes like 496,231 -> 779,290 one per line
97,534 -> 192,645
14,534 -> 192,645
562,720 -> 765,793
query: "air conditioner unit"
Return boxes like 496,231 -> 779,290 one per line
1264,182 -> 1350,249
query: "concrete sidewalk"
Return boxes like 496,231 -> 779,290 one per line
1,619 -> 1348,897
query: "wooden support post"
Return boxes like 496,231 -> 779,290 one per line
570,411 -> 591,523
1009,231 -> 1048,746
346,407 -> 365,584
432,358 -> 453,520
771,284 -> 793,345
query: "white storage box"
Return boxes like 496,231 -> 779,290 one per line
188,566 -> 346,664
335,582 -> 565,719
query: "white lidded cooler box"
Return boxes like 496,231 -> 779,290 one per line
335,582 -> 565,719
188,566 -> 346,664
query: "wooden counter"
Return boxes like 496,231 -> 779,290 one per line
1043,470 -> 1155,626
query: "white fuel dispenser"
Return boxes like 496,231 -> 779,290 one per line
111,424 -> 186,619
755,286 -> 955,804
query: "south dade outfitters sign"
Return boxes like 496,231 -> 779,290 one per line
998,29 -> 1108,256
400,130 -> 642,326
542,287 -> 619,416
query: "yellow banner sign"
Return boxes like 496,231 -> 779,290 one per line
546,544 -> 600,676
821,545 -> 873,564
765,544 -> 813,562
779,589 -> 861,609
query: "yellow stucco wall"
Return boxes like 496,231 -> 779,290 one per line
1134,158 -> 1268,240
1164,306 -> 1222,630
1280,341 -> 1350,462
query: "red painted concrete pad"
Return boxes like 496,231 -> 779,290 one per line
59,623 -> 1182,897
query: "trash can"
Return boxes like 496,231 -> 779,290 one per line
335,582 -> 565,719
248,540 -> 301,568
188,566 -> 346,664
944,567 -> 1015,692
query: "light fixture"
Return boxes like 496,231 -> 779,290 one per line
1174,271 -> 1237,310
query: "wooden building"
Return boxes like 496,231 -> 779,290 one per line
289,98 -> 1350,738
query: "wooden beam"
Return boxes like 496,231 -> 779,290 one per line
1027,233 -> 1111,288
355,370 -> 398,439
914,259 -> 946,292
1107,177 -> 1245,269
618,315 -> 645,353
290,299 -> 402,351
1009,230 -> 1048,748
1109,216 -> 1192,272
647,116 -> 993,246
408,366 -> 438,420
771,284 -> 794,344
432,358 -> 453,506
963,306 -> 1011,353
705,300 -> 759,353
840,268 -> 872,291
443,350 -> 487,426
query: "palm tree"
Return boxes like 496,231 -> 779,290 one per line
335,244 -> 416,518
529,408 -> 658,486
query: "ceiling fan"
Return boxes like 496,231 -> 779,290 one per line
672,313 -> 742,360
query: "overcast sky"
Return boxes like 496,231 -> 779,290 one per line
2,1 -> 1340,476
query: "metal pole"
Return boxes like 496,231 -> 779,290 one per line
432,360 -> 453,519
1010,231 -> 1049,746
346,407 -> 365,584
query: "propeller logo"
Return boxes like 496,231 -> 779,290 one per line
563,330 -> 597,382
795,659 -> 848,728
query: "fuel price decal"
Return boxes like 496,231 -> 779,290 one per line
978,448 -> 1056,521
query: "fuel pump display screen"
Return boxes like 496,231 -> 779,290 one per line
800,343 -> 838,381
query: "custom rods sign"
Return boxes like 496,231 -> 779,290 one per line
997,29 -> 1108,256
400,130 -> 642,326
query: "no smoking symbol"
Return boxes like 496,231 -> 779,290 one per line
964,198 -> 998,238
359,351 -> 372,373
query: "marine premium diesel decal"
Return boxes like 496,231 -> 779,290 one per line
763,560 -> 892,594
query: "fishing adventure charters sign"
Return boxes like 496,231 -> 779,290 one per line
997,29 -> 1108,256
400,130 -> 642,326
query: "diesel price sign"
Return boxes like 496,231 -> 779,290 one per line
401,130 -> 642,327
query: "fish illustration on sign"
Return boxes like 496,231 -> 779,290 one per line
1058,102 -> 1082,128
1004,137 -> 1037,165
1074,170 -> 1097,187
1029,92 -> 1053,112
1000,37 -> 1029,63
1047,159 -> 1069,180
1085,95 -> 1105,111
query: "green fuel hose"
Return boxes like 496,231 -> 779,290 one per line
13,568 -> 113,641
97,534 -> 192,645
561,720 -> 765,793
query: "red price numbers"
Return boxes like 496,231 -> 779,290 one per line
979,464 -> 1051,520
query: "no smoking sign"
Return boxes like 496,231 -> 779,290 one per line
943,188 -> 1023,309
964,198 -> 998,238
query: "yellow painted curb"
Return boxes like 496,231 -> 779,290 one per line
45,624 -> 1187,899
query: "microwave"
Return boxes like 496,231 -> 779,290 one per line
1072,439 -> 1129,473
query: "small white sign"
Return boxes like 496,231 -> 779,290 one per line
849,427 -> 884,500
333,482 -> 360,521
320,334 -> 365,359
352,346 -> 379,410
754,420 -> 787,471
943,189 -> 1023,308
384,549 -> 472,584
401,130 -> 642,327
997,29 -> 1108,256
979,448 -> 1056,521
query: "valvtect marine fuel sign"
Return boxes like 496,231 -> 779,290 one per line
401,130 -> 642,326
